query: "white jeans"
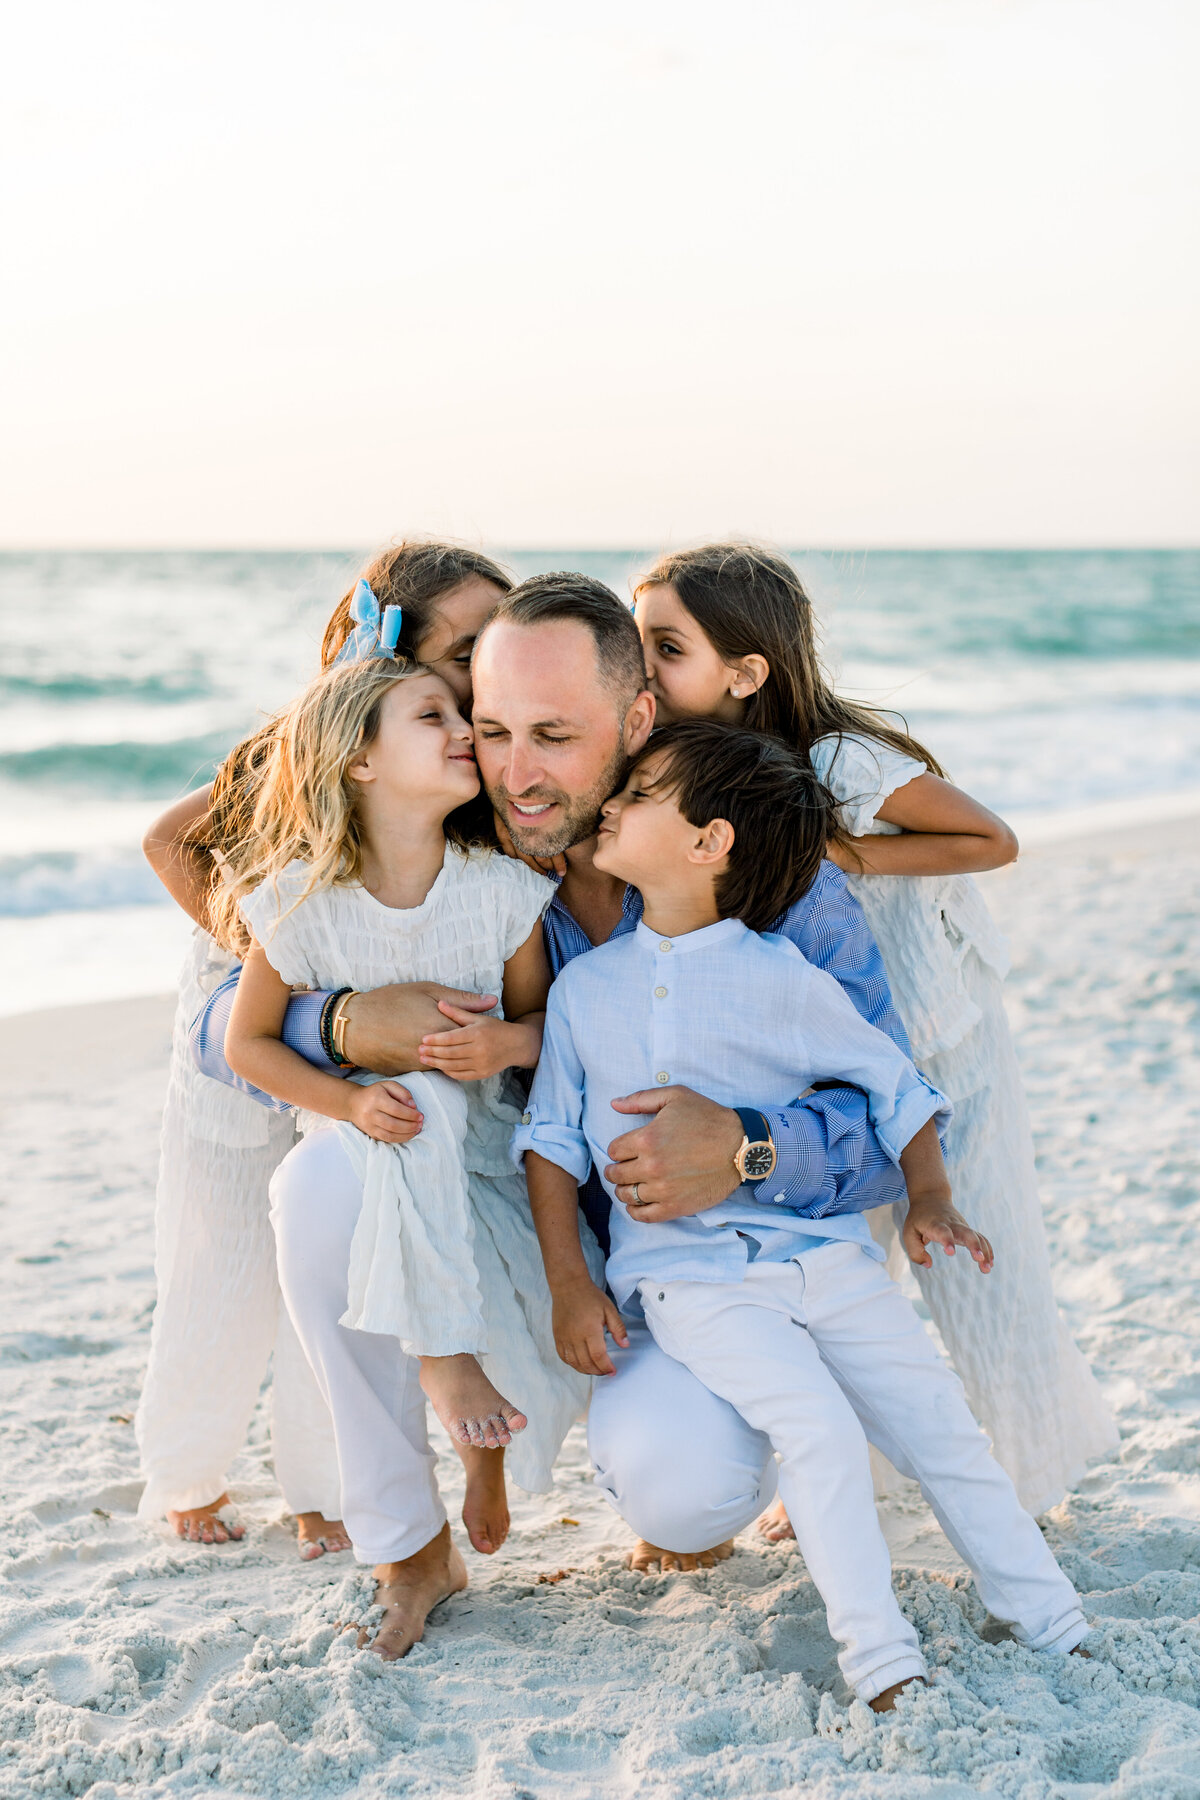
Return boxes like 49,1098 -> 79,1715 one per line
270,1129 -> 446,1565
639,1244 -> 1087,1703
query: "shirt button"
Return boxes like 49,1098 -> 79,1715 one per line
658,940 -> 672,952
654,985 -> 667,998
521,1112 -> 532,1125
773,1192 -> 785,1201
655,1071 -> 669,1084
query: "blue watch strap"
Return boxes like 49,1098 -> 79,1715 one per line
734,1107 -> 775,1182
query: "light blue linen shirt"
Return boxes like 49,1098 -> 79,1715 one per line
512,917 -> 951,1308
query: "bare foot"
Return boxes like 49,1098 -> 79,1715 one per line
419,1353 -> 527,1449
167,1494 -> 244,1544
359,1522 -> 469,1660
296,1511 -> 352,1561
756,1499 -> 796,1543
626,1538 -> 735,1573
457,1445 -> 510,1554
869,1676 -> 928,1714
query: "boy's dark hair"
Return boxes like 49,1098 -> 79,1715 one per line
481,571 -> 647,707
629,719 -> 838,933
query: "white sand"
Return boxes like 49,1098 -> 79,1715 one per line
3,818 -> 1200,1799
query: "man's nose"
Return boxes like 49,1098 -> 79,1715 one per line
504,742 -> 545,795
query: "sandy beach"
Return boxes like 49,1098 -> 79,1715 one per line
2,817 -> 1199,1799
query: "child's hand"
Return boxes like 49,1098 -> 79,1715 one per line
903,1194 -> 994,1273
550,1274 -> 630,1377
418,1004 -> 541,1081
347,1080 -> 424,1144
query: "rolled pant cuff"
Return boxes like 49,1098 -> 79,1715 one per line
854,1653 -> 928,1705
137,1476 -> 230,1520
351,1510 -> 448,1568
1015,1609 -> 1089,1655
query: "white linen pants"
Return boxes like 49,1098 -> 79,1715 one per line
638,1243 -> 1087,1703
137,973 -> 341,1521
270,1128 -> 446,1565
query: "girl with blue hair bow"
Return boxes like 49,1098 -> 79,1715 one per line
137,541 -> 511,1559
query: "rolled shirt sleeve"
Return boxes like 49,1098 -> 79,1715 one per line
510,986 -> 592,1184
797,961 -> 951,1165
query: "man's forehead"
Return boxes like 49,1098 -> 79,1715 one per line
472,617 -> 611,716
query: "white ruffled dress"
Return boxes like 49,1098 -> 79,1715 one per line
240,844 -> 599,1494
810,732 -> 1118,1513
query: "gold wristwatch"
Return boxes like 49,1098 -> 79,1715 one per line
733,1107 -> 777,1184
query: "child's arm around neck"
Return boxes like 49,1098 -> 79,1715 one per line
830,772 -> 1018,878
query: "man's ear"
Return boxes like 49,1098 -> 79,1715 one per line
688,817 -> 735,865
623,690 -> 656,755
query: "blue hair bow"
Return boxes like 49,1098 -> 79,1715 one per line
334,579 -> 404,665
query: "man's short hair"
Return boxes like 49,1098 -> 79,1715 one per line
628,720 -> 837,932
480,572 -> 647,707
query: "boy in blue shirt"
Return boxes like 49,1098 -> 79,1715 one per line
514,720 -> 1087,1712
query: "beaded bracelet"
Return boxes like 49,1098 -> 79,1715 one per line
320,987 -> 353,1068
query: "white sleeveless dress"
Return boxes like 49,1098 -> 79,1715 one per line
240,844 -> 599,1495
810,733 -> 1118,1514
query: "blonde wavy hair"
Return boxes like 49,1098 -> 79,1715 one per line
209,657 -> 482,954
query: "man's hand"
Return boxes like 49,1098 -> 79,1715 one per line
340,983 -> 498,1074
903,1194 -> 994,1273
418,1006 -> 541,1082
346,1081 -> 424,1144
551,1272 -> 630,1376
603,1087 -> 744,1222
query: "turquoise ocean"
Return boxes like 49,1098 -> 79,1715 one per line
3,549 -> 1198,1015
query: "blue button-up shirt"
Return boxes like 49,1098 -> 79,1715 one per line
513,917 -> 949,1306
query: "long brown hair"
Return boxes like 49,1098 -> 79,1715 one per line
636,543 -> 946,777
320,539 -> 513,666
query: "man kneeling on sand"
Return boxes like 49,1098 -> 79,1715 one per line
194,573 -> 941,1653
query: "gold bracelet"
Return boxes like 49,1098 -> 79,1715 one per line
331,990 -> 356,1067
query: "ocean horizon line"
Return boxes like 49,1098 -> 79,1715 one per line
1,543 -> 1198,559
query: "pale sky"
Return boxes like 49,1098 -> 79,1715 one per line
2,0 -> 1196,547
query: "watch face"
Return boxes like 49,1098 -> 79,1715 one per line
742,1142 -> 775,1179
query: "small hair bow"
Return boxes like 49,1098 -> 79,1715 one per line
333,578 -> 404,665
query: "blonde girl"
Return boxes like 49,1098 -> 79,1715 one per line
137,541 -> 511,1553
631,542 -> 1118,1517
221,650 -> 595,1590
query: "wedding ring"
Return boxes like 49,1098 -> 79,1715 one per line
629,1183 -> 641,1206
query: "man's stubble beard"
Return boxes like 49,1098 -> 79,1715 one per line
489,740 -> 629,859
